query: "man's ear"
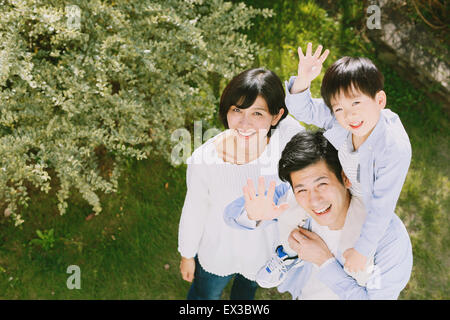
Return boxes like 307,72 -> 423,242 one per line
376,90 -> 386,110
271,108 -> 285,126
341,171 -> 352,189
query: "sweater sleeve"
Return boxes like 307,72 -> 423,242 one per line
177,160 -> 210,259
285,76 -> 335,130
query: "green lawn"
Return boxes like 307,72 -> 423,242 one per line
0,0 -> 448,299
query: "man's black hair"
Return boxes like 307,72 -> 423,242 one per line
278,130 -> 344,186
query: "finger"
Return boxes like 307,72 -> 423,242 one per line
288,232 -> 301,247
243,186 -> 251,202
313,44 -> 323,58
266,180 -> 276,202
291,230 -> 304,243
298,227 -> 314,239
298,46 -> 305,60
288,235 -> 300,253
319,49 -> 330,64
257,176 -> 265,197
277,202 -> 290,212
247,179 -> 256,199
306,42 -> 312,57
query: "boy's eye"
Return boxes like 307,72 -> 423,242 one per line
352,101 -> 360,106
334,107 -> 342,113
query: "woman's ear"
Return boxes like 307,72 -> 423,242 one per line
376,90 -> 386,110
271,108 -> 285,126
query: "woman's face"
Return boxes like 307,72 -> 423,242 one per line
226,95 -> 284,140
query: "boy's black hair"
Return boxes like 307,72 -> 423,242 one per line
219,68 -> 288,135
320,56 -> 384,110
278,130 -> 344,186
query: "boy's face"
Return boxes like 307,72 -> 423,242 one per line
330,88 -> 386,140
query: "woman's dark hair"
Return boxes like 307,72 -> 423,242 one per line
278,130 -> 344,186
321,56 -> 384,110
219,68 -> 288,135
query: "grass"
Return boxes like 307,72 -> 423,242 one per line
0,156 -> 289,299
0,0 -> 448,299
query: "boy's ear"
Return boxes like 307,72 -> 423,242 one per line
376,90 -> 386,110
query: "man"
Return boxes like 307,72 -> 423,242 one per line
224,130 -> 413,299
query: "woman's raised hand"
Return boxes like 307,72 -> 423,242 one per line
243,177 -> 289,221
291,42 -> 330,94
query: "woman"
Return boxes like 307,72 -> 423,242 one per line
178,68 -> 303,299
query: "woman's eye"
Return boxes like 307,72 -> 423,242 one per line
233,108 -> 241,112
254,112 -> 262,116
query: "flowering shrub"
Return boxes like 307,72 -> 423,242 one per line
0,0 -> 270,224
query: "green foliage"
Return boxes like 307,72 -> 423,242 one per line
0,0 -> 270,224
29,228 -> 55,251
235,0 -> 372,97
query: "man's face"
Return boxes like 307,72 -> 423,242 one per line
290,160 -> 351,230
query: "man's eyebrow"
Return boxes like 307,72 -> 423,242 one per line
293,176 -> 328,189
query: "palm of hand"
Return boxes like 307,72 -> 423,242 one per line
245,195 -> 279,221
243,177 -> 289,221
297,43 -> 330,84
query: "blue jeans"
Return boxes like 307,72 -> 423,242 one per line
187,256 -> 258,300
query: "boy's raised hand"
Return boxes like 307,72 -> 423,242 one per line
291,42 -> 330,94
243,177 -> 289,221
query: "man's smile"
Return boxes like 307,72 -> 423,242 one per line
349,121 -> 363,129
312,204 -> 332,216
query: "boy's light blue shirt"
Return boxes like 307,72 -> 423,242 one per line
223,184 -> 413,300
285,76 -> 412,258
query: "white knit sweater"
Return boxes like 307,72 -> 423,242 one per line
178,115 -> 303,280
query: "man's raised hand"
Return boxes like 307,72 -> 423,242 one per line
291,42 -> 330,94
243,177 -> 289,221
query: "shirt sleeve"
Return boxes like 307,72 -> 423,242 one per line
285,76 -> 335,130
177,161 -> 210,259
317,218 -> 413,300
223,182 -> 291,230
354,144 -> 412,258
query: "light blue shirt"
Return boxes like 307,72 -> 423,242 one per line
223,184 -> 413,299
285,77 -> 412,258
